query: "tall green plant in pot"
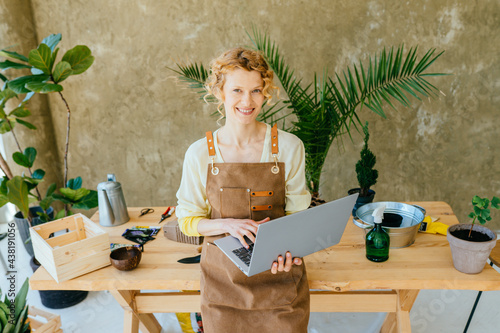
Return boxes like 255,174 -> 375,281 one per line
0,33 -> 97,223
348,121 -> 378,215
0,34 -> 96,308
447,195 -> 499,274
168,27 -> 447,204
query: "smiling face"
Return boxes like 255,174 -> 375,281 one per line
221,68 -> 265,126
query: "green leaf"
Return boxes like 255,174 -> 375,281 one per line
0,88 -> 17,107
9,106 -> 30,118
62,45 -> 94,75
32,169 -> 45,179
54,209 -> 65,219
39,196 -> 53,211
0,60 -> 31,70
0,304 -> 7,327
72,190 -> 98,210
12,147 -> 36,168
468,212 -> 476,219
0,177 -> 7,195
491,196 -> 500,209
41,33 -> 62,52
28,43 -> 53,75
0,119 -> 14,134
0,194 -> 8,207
60,187 -> 90,202
7,74 -> 49,94
6,176 -> 29,218
46,182 -> 56,197
67,176 -> 82,190
25,147 -> 36,166
52,193 -> 73,204
480,208 -> 491,220
14,278 -> 29,320
0,72 -> 7,82
472,195 -> 483,207
25,82 -> 63,93
0,50 -> 29,63
12,152 -> 29,168
52,61 -> 73,83
15,118 -> 36,130
37,211 -> 51,223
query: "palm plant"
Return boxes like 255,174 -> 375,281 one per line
168,27 -> 446,201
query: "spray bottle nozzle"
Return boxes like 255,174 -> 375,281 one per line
372,204 -> 386,224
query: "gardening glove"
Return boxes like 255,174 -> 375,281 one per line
420,216 -> 448,235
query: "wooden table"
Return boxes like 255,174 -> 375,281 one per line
29,202 -> 500,333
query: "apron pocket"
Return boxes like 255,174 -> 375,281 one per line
201,241 -> 301,309
219,187 -> 251,219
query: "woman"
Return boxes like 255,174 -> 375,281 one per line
176,47 -> 311,332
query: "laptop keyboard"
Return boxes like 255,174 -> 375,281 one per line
232,242 -> 254,266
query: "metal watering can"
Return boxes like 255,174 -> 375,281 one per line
97,174 -> 130,227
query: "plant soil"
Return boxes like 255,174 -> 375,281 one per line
451,228 -> 493,242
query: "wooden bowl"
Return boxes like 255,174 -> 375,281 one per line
110,246 -> 142,271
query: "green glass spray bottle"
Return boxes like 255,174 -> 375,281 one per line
366,204 -> 390,262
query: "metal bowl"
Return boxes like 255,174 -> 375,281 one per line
353,202 -> 426,248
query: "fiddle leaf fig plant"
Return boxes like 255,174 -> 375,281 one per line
0,33 -> 98,224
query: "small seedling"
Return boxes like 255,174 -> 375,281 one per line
467,195 -> 500,238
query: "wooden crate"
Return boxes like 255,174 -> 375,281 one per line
28,306 -> 63,333
30,213 -> 111,283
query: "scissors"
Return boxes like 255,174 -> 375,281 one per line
139,208 -> 154,217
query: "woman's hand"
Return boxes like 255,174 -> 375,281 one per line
221,217 -> 270,249
271,251 -> 302,274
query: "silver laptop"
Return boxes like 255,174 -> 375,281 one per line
214,193 -> 358,277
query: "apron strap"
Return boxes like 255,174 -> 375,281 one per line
206,131 -> 216,157
206,131 -> 219,175
271,124 -> 279,155
271,124 -> 280,174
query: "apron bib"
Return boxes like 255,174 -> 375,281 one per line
200,125 -> 310,333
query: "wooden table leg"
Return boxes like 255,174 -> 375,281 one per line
110,290 -> 162,333
123,309 -> 139,332
380,289 -> 419,333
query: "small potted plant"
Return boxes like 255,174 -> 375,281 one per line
348,121 -> 378,216
447,195 -> 499,274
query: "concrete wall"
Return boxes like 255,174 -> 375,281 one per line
1,0 -> 499,230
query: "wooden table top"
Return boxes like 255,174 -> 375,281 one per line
29,202 -> 500,292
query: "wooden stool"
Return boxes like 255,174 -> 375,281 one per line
464,239 -> 500,332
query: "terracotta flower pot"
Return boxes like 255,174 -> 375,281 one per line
447,223 -> 497,274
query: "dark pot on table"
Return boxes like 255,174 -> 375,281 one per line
348,188 -> 375,216
30,257 -> 88,309
14,206 -> 54,257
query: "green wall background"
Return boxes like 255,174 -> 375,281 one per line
1,0 -> 499,230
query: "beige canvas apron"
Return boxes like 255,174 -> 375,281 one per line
200,125 -> 310,333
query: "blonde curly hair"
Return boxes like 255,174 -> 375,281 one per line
204,47 -> 279,121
